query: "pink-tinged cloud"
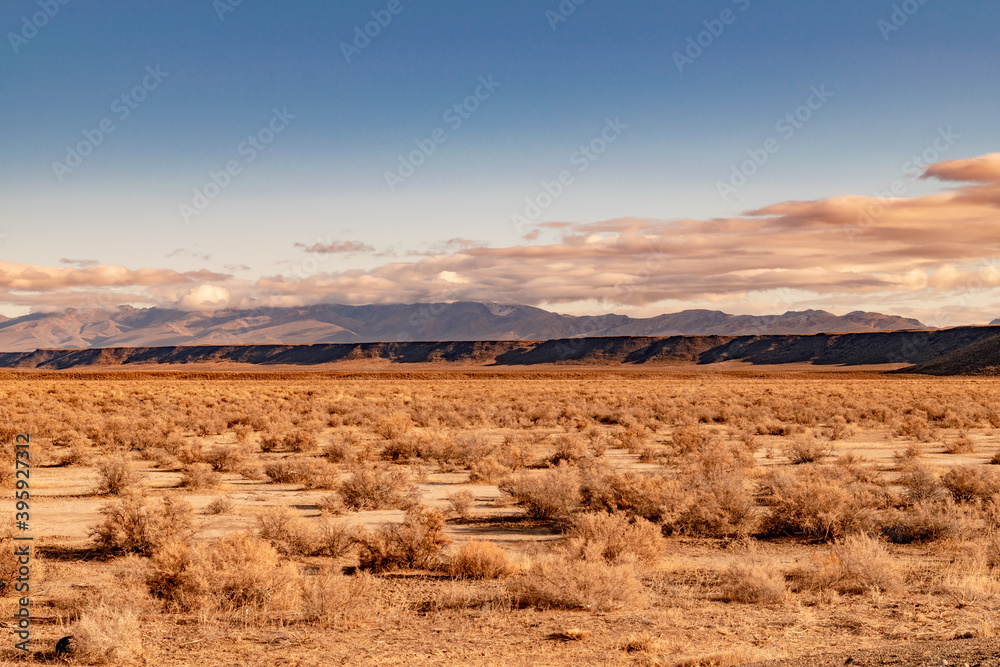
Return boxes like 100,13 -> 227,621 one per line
922,152 -> 1000,184
3,153 -> 1000,321
0,261 -> 229,290
294,240 -> 376,254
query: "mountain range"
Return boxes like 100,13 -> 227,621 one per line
0,303 -> 928,352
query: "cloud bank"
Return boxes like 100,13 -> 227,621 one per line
4,153 -> 1000,324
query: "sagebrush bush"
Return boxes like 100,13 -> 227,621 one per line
881,501 -> 965,544
180,462 -> 222,489
357,506 -> 450,573
339,463 -> 415,511
71,602 -> 144,664
94,456 -> 146,496
446,489 -> 475,519
147,533 -> 300,620
499,462 -> 581,520
791,534 -> 901,594
448,540 -> 513,579
717,555 -> 787,604
783,438 -> 831,465
257,507 -> 356,558
300,567 -> 380,626
760,466 -> 883,540
565,512 -> 664,565
512,554 -> 645,611
944,431 -> 976,454
90,494 -> 195,556
263,458 -> 338,489
941,466 -> 1000,504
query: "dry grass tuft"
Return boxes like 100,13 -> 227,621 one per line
512,554 -> 645,611
717,555 -> 787,604
448,540 -> 514,579
71,602 -> 145,664
565,512 -> 664,565
791,534 -> 901,594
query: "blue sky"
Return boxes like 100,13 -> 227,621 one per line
2,0 -> 999,325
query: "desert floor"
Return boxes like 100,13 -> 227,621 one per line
1,368 -> 999,666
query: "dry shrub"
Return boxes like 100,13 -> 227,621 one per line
881,501 -> 965,544
783,438 -> 831,464
791,534 -> 901,594
499,462 -> 581,520
760,466 -> 881,540
203,443 -> 252,473
448,540 -> 513,579
468,456 -> 512,484
301,567 -> 380,626
180,462 -> 222,489
380,432 -> 426,462
830,534 -> 902,593
941,466 -> 1000,504
71,602 -> 144,664
90,494 -> 195,556
826,415 -> 853,441
670,423 -> 712,455
549,433 -> 588,464
324,438 -> 356,464
899,463 -> 943,504
893,442 -> 923,466
338,463 -> 415,510
673,471 -> 757,538
944,431 -> 976,454
446,489 -> 475,519
512,554 -> 645,611
717,555 -> 787,604
316,492 -> 346,515
565,512 -> 664,565
93,456 -> 146,496
357,506 -> 450,573
263,457 -> 338,489
373,412 -> 413,440
204,495 -> 234,515
895,413 -> 932,441
147,533 -> 300,621
582,470 -> 675,523
257,507 -> 357,558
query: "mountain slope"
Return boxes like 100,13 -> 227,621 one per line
0,303 -> 928,352
2,326 -> 996,372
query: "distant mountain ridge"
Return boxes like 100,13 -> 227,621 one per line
0,326 -> 996,372
0,302 -> 927,352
